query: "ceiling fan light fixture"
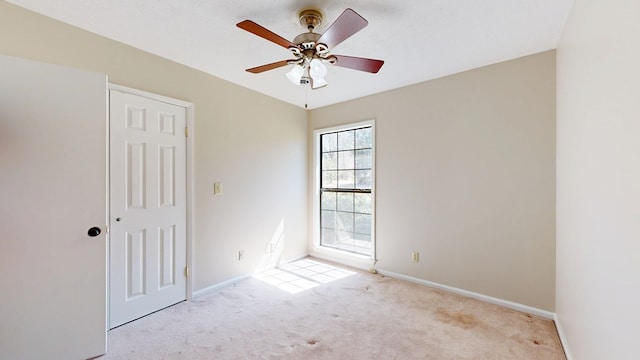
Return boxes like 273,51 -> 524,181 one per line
309,58 -> 328,89
286,64 -> 305,85
311,77 -> 327,89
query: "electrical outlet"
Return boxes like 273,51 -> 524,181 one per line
411,251 -> 420,263
238,250 -> 244,261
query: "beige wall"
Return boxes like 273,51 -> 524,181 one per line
309,51 -> 557,311
0,2 -> 308,291
556,0 -> 640,358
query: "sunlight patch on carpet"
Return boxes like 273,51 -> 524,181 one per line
254,259 -> 356,294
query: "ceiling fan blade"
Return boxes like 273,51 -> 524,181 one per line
331,55 -> 384,73
237,20 -> 297,49
246,59 -> 294,74
316,8 -> 368,50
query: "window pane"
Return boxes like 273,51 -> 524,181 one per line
322,152 -> 337,170
354,193 -> 371,214
355,149 -> 371,169
355,214 -> 371,235
322,228 -> 337,245
354,233 -> 371,255
338,150 -> 354,170
337,170 -> 355,188
337,193 -> 354,212
355,127 -> 372,149
322,170 -> 337,188
354,233 -> 371,244
336,230 -> 354,243
355,169 -> 372,189
337,212 -> 354,232
322,133 -> 337,152
338,130 -> 355,150
321,210 -> 336,229
321,191 -> 337,210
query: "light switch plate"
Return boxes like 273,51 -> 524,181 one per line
214,182 -> 222,195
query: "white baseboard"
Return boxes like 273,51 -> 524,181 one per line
192,274 -> 251,298
553,314 -> 574,360
281,253 -> 310,266
376,269 -> 555,320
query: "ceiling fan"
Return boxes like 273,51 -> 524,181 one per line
237,8 -> 384,90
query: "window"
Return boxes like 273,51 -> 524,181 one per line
317,123 -> 374,257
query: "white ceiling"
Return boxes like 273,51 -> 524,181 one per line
7,0 -> 573,109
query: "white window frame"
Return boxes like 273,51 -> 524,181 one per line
310,119 -> 376,269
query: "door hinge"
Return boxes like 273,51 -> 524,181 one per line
185,126 -> 189,138
184,266 -> 189,278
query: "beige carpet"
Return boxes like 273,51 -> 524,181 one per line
101,258 -> 565,359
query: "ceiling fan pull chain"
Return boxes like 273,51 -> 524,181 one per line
305,86 -> 309,109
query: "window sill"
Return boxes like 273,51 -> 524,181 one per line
309,245 -> 376,272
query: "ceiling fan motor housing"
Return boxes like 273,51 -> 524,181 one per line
293,32 -> 321,47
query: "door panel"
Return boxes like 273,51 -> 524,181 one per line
109,90 -> 187,328
0,55 -> 107,359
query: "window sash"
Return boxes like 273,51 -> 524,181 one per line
320,126 -> 372,192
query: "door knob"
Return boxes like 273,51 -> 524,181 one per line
87,227 -> 101,237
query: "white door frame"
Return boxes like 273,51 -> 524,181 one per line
108,83 -> 195,302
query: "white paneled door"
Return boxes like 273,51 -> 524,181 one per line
0,55 -> 107,359
109,90 -> 187,328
